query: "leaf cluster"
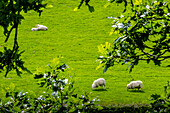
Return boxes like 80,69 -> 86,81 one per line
0,0 -> 46,77
0,47 -> 31,77
74,0 -> 94,12
150,81 -> 170,112
0,59 -> 100,112
97,0 -> 170,73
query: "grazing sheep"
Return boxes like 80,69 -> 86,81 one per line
92,78 -> 105,90
31,24 -> 48,31
127,80 -> 143,91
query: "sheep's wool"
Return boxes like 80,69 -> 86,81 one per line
31,24 -> 48,31
31,28 -> 38,31
92,78 -> 105,90
127,80 -> 143,90
36,24 -> 48,30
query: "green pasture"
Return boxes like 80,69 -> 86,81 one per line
0,0 -> 170,105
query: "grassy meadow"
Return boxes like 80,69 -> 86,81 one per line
0,0 -> 170,105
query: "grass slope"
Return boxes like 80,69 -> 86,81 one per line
0,0 -> 170,105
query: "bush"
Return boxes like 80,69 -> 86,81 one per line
150,81 -> 170,112
0,57 -> 99,112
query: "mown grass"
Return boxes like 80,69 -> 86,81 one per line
0,0 -> 170,105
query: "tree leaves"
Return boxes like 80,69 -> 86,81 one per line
0,47 -> 31,77
97,0 -> 170,73
74,0 -> 94,13
0,0 -> 46,77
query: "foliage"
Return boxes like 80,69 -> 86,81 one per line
74,0 -> 94,12
0,47 -> 31,77
0,58 -> 99,112
77,0 -> 170,73
150,81 -> 170,112
0,0 -> 46,77
97,0 -> 170,73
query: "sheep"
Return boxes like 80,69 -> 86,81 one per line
31,24 -> 48,31
92,78 -> 105,90
127,80 -> 143,91
31,28 -> 39,31
36,24 -> 48,30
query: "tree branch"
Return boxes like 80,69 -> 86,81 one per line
5,26 -> 15,43
141,50 -> 158,58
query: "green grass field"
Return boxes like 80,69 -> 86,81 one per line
0,0 -> 170,105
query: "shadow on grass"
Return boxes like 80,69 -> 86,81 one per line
93,89 -> 107,91
128,90 -> 145,93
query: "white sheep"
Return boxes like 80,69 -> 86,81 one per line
31,28 -> 39,31
36,24 -> 48,30
31,24 -> 48,31
92,78 -> 105,90
127,80 -> 143,91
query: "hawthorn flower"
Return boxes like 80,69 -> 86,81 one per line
166,13 -> 170,16
112,25 -> 117,27
120,15 -> 124,18
64,79 -> 68,84
146,5 -> 150,9
43,73 -> 47,78
52,91 -> 58,96
117,23 -> 124,29
140,14 -> 145,18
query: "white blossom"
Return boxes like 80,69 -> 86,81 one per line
92,98 -> 96,102
117,23 -> 124,29
100,61 -> 103,63
61,87 -> 64,90
160,22 -> 166,27
107,16 -> 115,19
52,91 -> 58,96
38,95 -> 43,100
166,13 -> 170,16
54,83 -> 57,87
144,11 -> 149,15
120,15 -> 124,18
154,1 -> 158,4
43,73 -> 47,78
99,56 -> 104,58
24,104 -> 27,107
64,79 -> 68,84
140,15 -> 145,18
146,5 -> 150,9
52,79 -> 56,82
97,99 -> 100,101
112,25 -> 117,28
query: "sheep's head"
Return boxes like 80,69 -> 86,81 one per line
92,83 -> 96,90
36,24 -> 40,28
127,84 -> 131,90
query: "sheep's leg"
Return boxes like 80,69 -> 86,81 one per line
101,84 -> 104,89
